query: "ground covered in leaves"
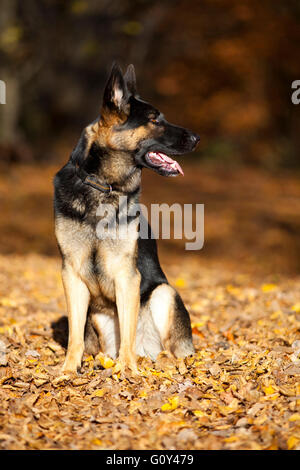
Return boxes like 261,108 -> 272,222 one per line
0,254 -> 300,450
0,162 -> 300,450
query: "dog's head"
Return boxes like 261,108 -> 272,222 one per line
87,63 -> 200,177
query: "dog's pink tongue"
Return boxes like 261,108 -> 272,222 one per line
158,153 -> 184,176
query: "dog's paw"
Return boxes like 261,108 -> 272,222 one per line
114,354 -> 139,376
62,359 -> 82,375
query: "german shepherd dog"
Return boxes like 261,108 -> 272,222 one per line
54,63 -> 200,374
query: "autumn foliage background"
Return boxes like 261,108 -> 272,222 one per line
0,0 -> 300,273
0,0 -> 300,451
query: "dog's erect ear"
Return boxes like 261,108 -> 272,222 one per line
124,64 -> 137,96
102,62 -> 129,114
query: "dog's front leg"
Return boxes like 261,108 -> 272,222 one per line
61,263 -> 90,373
115,268 -> 141,374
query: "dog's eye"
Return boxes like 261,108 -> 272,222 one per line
150,118 -> 160,125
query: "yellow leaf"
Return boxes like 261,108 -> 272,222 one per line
263,385 -> 276,395
193,410 -> 205,417
287,436 -> 299,450
0,298 -> 17,307
92,388 -> 106,398
224,436 -> 238,443
192,322 -> 205,328
273,328 -> 284,335
161,396 -> 179,411
226,285 -> 241,297
170,420 -> 188,428
27,358 -> 38,363
291,303 -> 300,313
270,311 -> 282,320
261,283 -> 277,292
175,278 -> 186,288
0,325 -> 13,335
97,354 -> 114,369
149,369 -> 162,377
289,414 -> 300,422
84,355 -> 94,362
92,438 -> 103,447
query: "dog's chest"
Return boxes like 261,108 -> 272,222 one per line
56,196 -> 140,303
91,233 -> 138,302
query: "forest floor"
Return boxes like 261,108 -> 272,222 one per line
0,162 -> 300,450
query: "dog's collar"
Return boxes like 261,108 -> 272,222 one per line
75,165 -> 112,194
82,174 -> 112,194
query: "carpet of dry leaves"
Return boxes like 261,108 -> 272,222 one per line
0,163 -> 300,450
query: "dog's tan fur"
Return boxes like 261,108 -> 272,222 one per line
55,196 -> 142,372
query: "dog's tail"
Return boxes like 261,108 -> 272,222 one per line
84,313 -> 100,356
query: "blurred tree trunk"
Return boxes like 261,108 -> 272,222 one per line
0,0 -> 20,155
